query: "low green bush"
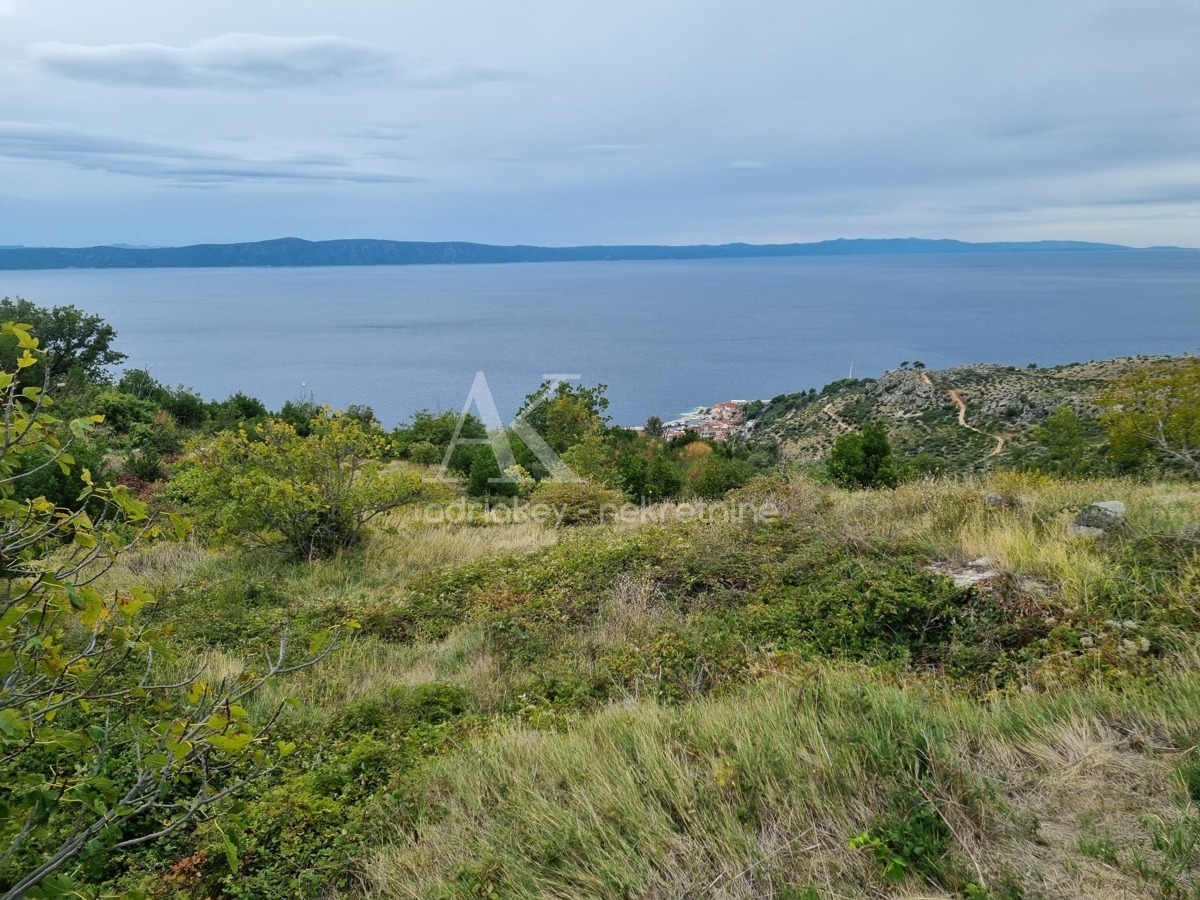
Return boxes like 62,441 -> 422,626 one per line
528,480 -> 625,525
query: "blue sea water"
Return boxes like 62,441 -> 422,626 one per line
1,252 -> 1196,427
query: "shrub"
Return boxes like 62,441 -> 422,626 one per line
127,409 -> 183,456
392,409 -> 486,473
617,444 -> 686,502
467,449 -> 518,498
560,429 -> 622,487
828,420 -> 898,488
899,452 -> 945,480
408,440 -> 441,465
691,454 -> 755,499
1029,404 -> 1087,476
529,480 -> 625,525
0,321 -> 334,898
122,446 -> 164,481
1099,356 -> 1200,477
173,408 -> 425,558
161,385 -> 207,429
208,392 -> 268,431
279,397 -> 323,435
117,367 -> 161,399
93,388 -> 156,433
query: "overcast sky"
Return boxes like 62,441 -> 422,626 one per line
1,1 -> 1199,247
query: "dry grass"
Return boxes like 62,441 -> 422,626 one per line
345,473 -> 1199,899
101,512 -> 552,730
362,670 -> 1200,900
748,472 -> 1200,609
369,514 -> 556,575
249,626 -> 503,724
99,537 -> 213,597
595,575 -> 664,645
84,472 -> 1200,898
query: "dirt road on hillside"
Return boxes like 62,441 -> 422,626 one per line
921,372 -> 1005,457
822,403 -> 854,432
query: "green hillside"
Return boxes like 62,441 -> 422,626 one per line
747,356 -> 1180,473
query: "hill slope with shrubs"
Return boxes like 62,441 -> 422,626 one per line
746,356 -> 1181,475
2,295 -> 1199,900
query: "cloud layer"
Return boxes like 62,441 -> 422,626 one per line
0,121 -> 418,184
2,2 -> 1199,247
30,33 -> 532,92
31,33 -> 395,89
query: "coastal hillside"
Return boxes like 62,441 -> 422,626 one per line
747,356 -> 1179,471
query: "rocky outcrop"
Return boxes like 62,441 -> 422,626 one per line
1068,501 -> 1132,537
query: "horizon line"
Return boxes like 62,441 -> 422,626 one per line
3,235 -> 1199,252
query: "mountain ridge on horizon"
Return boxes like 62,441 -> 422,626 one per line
0,236 -> 1196,271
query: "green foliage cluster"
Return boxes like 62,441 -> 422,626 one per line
156,683 -> 476,899
391,408 -> 486,471
828,420 -> 898,488
527,480 -> 625,525
0,296 -> 126,381
0,321 -> 338,900
375,519 -> 1055,706
848,790 -> 952,884
172,409 -> 425,559
394,381 -> 770,503
1099,356 -> 1200,477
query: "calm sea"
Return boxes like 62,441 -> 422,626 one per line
1,252 -> 1196,426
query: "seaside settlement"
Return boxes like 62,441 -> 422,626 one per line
657,400 -> 749,440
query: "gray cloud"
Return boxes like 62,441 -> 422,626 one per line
569,144 -> 640,155
404,64 -> 535,90
347,123 -> 416,141
30,34 -> 534,93
4,2 -> 1200,247
31,34 -> 395,89
0,121 -> 419,184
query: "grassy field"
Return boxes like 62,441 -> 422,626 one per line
93,473 -> 1200,899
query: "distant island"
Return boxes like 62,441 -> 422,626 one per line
0,236 -> 1195,270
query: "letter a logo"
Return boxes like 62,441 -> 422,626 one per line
438,372 -> 581,483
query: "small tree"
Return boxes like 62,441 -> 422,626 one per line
1030,404 -> 1087,476
616,443 -> 685,502
1098,357 -> 1200,477
0,297 -> 126,381
643,415 -> 665,439
0,322 -> 337,898
516,381 -> 610,455
391,409 -> 486,474
560,429 -> 621,488
467,446 -> 518,498
828,420 -> 898,488
174,408 -> 425,558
